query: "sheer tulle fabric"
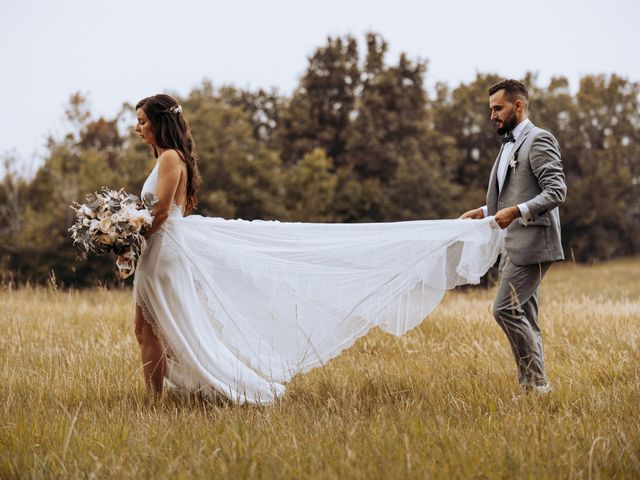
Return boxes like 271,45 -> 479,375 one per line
134,163 -> 504,404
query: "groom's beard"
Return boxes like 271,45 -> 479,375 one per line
495,110 -> 518,135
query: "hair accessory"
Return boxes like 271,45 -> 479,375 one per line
170,105 -> 183,115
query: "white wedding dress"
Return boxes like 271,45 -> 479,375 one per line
134,161 -> 504,404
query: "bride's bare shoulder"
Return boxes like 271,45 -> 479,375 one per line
157,149 -> 185,171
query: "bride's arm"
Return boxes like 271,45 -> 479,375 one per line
144,150 -> 183,239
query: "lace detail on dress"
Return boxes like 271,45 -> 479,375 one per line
135,292 -> 177,361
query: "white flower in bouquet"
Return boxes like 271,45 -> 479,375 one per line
82,205 -> 95,218
130,209 -> 153,231
98,216 -> 114,233
69,188 -> 157,279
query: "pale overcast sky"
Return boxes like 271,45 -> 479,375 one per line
2,0 -> 639,171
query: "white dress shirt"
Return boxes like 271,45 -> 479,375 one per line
482,118 -> 533,223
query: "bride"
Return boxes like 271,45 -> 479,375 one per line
132,94 -> 503,404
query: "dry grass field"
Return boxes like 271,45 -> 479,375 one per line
1,258 -> 639,479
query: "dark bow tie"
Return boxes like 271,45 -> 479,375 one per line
501,132 -> 516,144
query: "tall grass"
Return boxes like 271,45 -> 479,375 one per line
1,259 -> 639,478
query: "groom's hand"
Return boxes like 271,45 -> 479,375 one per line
495,206 -> 521,229
459,208 -> 485,220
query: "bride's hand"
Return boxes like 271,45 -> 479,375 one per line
140,236 -> 148,253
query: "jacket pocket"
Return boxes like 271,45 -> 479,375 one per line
519,213 -> 550,227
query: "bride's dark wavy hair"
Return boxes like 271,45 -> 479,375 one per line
136,94 -> 201,212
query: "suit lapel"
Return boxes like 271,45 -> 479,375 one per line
510,122 -> 534,157
486,145 -> 503,213
498,122 -> 534,197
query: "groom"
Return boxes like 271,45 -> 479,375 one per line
460,79 -> 566,393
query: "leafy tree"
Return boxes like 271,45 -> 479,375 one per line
386,131 -> 463,220
343,34 -> 461,220
184,84 -> 285,220
346,35 -> 426,183
217,85 -> 284,150
332,171 -> 391,223
429,73 -> 504,209
0,154 -> 26,242
282,148 -> 337,222
278,35 -> 360,166
560,75 -> 640,260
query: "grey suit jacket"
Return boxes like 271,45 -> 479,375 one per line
486,122 -> 567,266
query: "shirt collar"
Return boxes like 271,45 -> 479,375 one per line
511,118 -> 531,141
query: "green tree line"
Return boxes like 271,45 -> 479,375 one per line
1,33 -> 639,286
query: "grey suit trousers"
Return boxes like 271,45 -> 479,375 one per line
493,254 -> 551,387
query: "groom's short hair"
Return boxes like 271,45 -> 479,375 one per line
488,79 -> 529,105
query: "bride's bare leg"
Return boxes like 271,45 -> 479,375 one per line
135,305 -> 166,397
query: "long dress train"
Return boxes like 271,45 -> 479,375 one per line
134,162 -> 504,404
